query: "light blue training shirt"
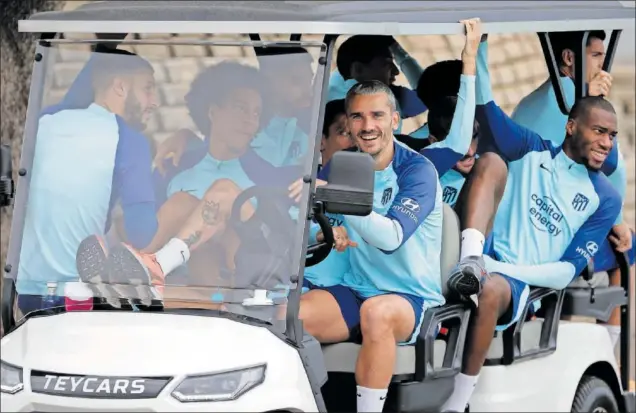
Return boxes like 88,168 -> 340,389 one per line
511,67 -> 626,226
17,103 -> 155,296
475,41 -> 621,290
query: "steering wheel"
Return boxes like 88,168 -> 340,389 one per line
230,186 -> 334,277
305,209 -> 334,267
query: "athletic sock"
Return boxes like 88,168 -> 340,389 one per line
460,228 -> 485,260
155,238 -> 190,275
356,385 -> 388,412
440,373 -> 479,412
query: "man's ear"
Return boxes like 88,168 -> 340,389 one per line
566,118 -> 576,137
320,135 -> 327,151
391,110 -> 400,132
562,48 -> 575,68
112,77 -> 127,98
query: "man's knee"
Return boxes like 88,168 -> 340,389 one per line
203,179 -> 242,202
478,274 -> 511,314
473,152 -> 507,186
360,295 -> 413,341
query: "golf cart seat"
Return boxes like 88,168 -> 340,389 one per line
562,267 -> 628,323
486,249 -> 629,366
321,204 -> 471,412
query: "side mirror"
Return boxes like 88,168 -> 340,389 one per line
0,145 -> 14,208
314,151 -> 374,216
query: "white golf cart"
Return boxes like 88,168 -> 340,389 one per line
1,1 -> 634,412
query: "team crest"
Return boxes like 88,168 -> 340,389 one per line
443,186 -> 458,204
572,193 -> 589,212
381,188 -> 393,205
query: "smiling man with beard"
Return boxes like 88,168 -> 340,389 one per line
441,37 -> 622,413
16,50 -> 159,314
299,78 -> 445,413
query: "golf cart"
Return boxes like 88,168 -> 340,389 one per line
1,1 -> 635,412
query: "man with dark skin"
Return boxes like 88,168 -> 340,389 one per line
442,37 -> 622,412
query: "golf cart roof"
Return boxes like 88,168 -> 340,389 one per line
19,0 -> 635,36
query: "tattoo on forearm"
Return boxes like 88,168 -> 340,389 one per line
184,231 -> 202,248
202,200 -> 221,226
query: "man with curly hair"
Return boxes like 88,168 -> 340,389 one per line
77,61 -> 302,290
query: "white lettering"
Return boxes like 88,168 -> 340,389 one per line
54,377 -> 68,391
43,375 -> 56,390
131,380 -> 145,394
83,378 -> 97,393
576,246 -> 591,261
70,377 -> 85,391
113,379 -> 128,394
96,379 -> 111,393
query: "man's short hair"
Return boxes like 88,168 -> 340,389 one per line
428,95 -> 480,142
345,80 -> 397,113
549,30 -> 606,67
90,49 -> 154,93
568,95 -> 616,122
185,62 -> 263,134
322,99 -> 346,137
336,35 -> 394,79
416,59 -> 463,109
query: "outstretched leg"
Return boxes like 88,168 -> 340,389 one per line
448,152 -> 508,298
109,179 -> 254,290
442,152 -> 511,412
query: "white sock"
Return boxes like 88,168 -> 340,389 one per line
356,385 -> 388,413
605,325 -> 621,348
155,238 -> 190,275
460,228 -> 485,260
441,373 -> 479,412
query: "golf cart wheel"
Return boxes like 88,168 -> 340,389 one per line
571,375 -> 619,413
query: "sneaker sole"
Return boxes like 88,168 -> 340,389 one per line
76,235 -> 109,283
447,271 -> 482,297
108,244 -> 160,306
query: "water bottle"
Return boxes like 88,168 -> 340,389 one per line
41,282 -> 59,314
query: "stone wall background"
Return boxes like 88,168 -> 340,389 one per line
2,0 -> 635,278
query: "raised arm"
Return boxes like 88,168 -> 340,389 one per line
389,41 -> 425,90
421,18 -> 481,175
345,156 -> 438,253
483,176 -> 621,289
475,40 -> 555,161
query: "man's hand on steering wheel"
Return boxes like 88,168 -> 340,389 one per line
317,226 -> 358,252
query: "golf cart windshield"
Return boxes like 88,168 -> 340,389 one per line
11,39 -> 326,329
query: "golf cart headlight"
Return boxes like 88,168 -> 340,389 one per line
171,364 -> 266,402
1,360 -> 24,394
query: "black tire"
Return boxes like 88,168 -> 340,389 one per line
572,375 -> 619,413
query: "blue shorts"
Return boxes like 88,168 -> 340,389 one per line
593,231 -> 635,273
495,274 -> 530,331
303,280 -> 426,345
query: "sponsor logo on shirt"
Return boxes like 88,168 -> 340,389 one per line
392,197 -> 421,224
529,193 -> 564,236
443,186 -> 458,205
381,187 -> 393,205
328,216 -> 344,227
572,193 -> 590,212
576,240 -> 599,261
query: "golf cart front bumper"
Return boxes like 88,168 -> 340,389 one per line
1,311 -> 319,412
1,385 -> 312,412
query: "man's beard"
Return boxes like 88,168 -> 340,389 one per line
124,94 -> 146,132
